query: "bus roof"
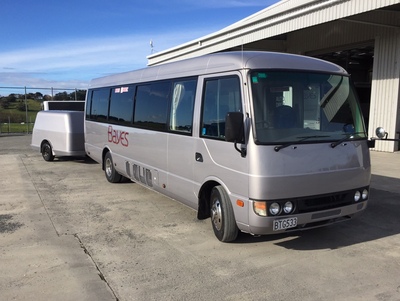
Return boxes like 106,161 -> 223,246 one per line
88,51 -> 347,88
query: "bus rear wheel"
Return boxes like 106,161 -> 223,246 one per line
210,186 -> 238,242
104,152 -> 122,183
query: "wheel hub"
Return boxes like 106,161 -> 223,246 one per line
211,199 -> 222,231
105,158 -> 112,177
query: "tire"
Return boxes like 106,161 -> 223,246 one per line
104,152 -> 122,183
41,142 -> 55,162
210,186 -> 238,242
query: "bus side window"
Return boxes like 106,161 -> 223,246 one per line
169,79 -> 197,133
85,90 -> 93,120
109,85 -> 134,126
90,88 -> 110,122
134,81 -> 170,131
201,76 -> 242,139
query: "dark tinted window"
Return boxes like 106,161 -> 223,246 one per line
201,76 -> 242,139
109,85 -> 134,125
85,90 -> 93,120
47,101 -> 84,111
134,82 -> 170,131
90,88 -> 110,122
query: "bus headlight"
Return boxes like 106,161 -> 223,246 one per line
253,201 -> 267,216
269,202 -> 281,216
354,191 -> 361,202
283,201 -> 294,214
362,189 -> 369,200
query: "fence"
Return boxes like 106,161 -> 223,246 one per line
0,86 -> 85,134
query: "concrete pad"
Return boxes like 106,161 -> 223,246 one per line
0,154 -> 115,301
1,135 -> 400,301
370,151 -> 400,193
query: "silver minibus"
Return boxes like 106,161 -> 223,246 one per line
84,51 -> 372,242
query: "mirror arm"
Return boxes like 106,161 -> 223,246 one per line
378,138 -> 400,141
234,142 -> 246,158
375,127 -> 400,141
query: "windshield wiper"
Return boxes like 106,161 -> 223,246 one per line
331,132 -> 364,148
274,135 -> 330,152
330,132 -> 365,148
331,134 -> 354,148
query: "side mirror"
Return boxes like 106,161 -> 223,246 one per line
374,127 -> 400,142
225,112 -> 246,157
225,112 -> 244,143
376,127 -> 388,139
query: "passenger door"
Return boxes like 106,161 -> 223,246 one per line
167,79 -> 199,207
193,74 -> 248,199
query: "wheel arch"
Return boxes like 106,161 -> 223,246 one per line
40,139 -> 53,153
101,147 -> 111,171
197,179 -> 231,220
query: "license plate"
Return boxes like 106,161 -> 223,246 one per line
273,217 -> 298,231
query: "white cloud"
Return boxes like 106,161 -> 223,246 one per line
0,29 -> 213,91
0,0 -> 276,95
0,72 -> 88,89
2,36 -> 156,73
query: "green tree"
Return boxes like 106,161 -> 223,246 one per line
17,101 -> 26,112
26,93 -> 35,99
0,97 -> 11,109
72,90 -> 86,100
54,91 -> 70,100
7,94 -> 17,102
34,92 -> 43,100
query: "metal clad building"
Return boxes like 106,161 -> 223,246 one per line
148,0 -> 400,152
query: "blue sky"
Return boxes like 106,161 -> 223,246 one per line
0,0 -> 280,96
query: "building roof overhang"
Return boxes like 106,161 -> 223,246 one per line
147,0 -> 400,66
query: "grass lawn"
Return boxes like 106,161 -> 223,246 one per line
0,122 -> 34,134
0,99 -> 41,133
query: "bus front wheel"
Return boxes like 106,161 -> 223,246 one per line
104,152 -> 122,183
210,186 -> 238,242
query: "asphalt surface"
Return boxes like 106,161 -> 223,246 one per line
1,134 -> 400,301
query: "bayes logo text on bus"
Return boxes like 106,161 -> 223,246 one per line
108,126 -> 129,146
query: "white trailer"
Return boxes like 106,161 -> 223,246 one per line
31,110 -> 85,161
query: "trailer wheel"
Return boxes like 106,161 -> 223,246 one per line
104,152 -> 122,183
41,142 -> 55,162
210,186 -> 238,242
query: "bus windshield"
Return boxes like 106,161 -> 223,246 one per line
250,70 -> 367,145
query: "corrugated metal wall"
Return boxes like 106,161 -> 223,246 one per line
369,32 -> 400,152
287,8 -> 400,54
288,21 -> 376,54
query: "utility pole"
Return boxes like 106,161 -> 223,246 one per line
24,87 -> 28,133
